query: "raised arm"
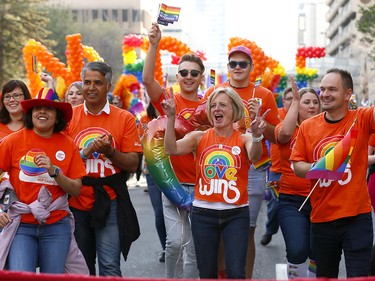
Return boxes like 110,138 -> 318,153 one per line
142,22 -> 163,103
162,97 -> 199,156
278,76 -> 299,144
244,109 -> 269,163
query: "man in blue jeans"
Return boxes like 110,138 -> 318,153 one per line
67,61 -> 143,276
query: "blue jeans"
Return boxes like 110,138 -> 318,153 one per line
278,194 -> 313,264
264,172 -> 280,235
71,200 -> 121,276
311,212 -> 373,278
8,216 -> 71,273
248,166 -> 267,227
191,206 -> 249,279
146,173 -> 166,250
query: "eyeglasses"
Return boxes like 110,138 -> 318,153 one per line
178,69 -> 201,78
3,93 -> 24,101
228,61 -> 251,69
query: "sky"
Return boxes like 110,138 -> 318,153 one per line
143,0 -> 301,70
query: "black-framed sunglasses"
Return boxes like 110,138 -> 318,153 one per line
178,69 -> 201,78
228,61 -> 251,69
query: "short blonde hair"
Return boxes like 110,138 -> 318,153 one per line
206,87 -> 244,124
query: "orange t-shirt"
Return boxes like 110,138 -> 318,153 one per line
275,123 -> 311,196
290,108 -> 375,223
66,104 -> 143,211
153,93 -> 203,184
0,128 -> 86,224
195,128 -> 249,205
204,81 -> 280,165
270,107 -> 287,173
369,133 -> 375,147
0,123 -> 15,142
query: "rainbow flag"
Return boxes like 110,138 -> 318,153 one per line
254,77 -> 262,87
210,69 -> 216,86
157,4 -> 181,26
306,126 -> 358,180
253,157 -> 271,171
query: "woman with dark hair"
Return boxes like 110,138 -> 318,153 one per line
276,79 -> 321,278
0,80 -> 32,141
0,87 -> 87,274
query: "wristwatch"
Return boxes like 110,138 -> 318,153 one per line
49,167 -> 60,178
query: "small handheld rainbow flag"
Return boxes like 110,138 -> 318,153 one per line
252,76 -> 262,98
254,77 -> 262,87
210,69 -> 216,86
306,121 -> 358,180
157,3 -> 181,26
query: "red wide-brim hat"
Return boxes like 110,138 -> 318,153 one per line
21,87 -> 73,123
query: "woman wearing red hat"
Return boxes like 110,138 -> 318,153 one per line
0,88 -> 87,274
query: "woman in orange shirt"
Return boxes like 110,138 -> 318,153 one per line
162,87 -> 267,279
276,79 -> 320,278
0,80 -> 32,141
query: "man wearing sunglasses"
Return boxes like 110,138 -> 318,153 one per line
142,22 -> 204,279
204,45 -> 280,278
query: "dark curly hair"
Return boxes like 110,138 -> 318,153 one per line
24,108 -> 67,133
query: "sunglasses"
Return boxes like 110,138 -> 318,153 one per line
178,69 -> 201,77
228,61 -> 251,69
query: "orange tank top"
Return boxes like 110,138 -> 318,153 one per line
195,128 -> 250,205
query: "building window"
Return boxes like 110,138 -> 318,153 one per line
122,9 -> 128,22
102,9 -> 109,21
112,9 -> 118,21
72,9 -> 78,21
92,9 -> 98,20
132,9 -> 140,22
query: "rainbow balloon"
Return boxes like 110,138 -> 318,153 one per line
142,115 -> 195,210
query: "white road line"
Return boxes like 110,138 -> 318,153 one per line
276,263 -> 288,280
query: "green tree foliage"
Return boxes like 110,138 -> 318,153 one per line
70,21 -> 124,82
42,5 -> 76,62
0,0 -> 51,85
356,4 -> 375,59
43,5 -> 124,83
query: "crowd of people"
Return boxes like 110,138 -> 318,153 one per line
0,21 -> 374,279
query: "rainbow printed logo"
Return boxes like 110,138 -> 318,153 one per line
19,148 -> 47,176
201,145 -> 240,181
74,127 -> 113,159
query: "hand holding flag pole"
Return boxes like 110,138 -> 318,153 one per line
298,118 -> 358,211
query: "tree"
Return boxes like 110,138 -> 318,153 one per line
356,4 -> 375,60
0,0 -> 51,85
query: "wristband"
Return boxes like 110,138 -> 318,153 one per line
80,148 -> 89,160
252,134 -> 264,143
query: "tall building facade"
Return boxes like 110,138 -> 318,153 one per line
47,0 -> 152,35
325,0 -> 375,104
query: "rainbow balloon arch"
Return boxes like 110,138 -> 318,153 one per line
22,33 -> 326,103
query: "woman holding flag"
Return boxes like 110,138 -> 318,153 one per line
290,68 -> 375,277
275,77 -> 320,278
